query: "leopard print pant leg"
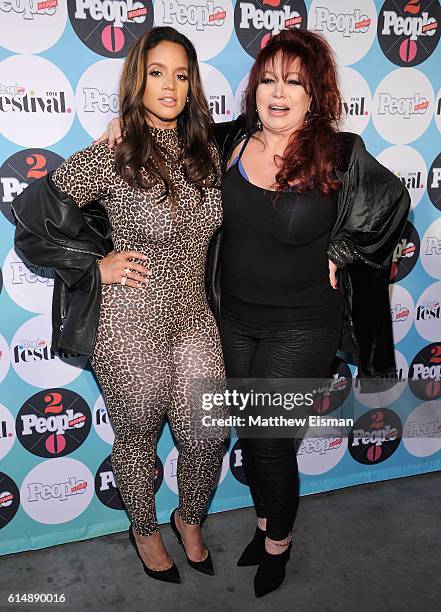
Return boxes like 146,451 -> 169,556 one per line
90,316 -> 173,536
168,308 -> 228,525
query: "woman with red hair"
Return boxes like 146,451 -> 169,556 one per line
211,28 -> 409,597
98,27 -> 409,598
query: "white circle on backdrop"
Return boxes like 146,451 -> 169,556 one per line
372,68 -> 434,144
93,394 -> 115,446
376,145 -> 427,210
75,59 -> 124,139
308,0 -> 377,66
199,63 -> 234,123
297,427 -> 347,475
0,0 -> 67,54
339,67 -> 372,134
355,350 -> 408,409
0,403 -> 16,460
403,401 -> 441,458
233,72 -> 249,119
20,458 -> 94,524
435,87 -> 441,135
421,218 -> 441,280
389,284 -> 415,344
0,334 -> 10,384
414,282 -> 441,342
154,0 -> 234,61
10,315 -> 88,388
163,444 -> 229,494
0,55 -> 75,147
2,248 -> 54,314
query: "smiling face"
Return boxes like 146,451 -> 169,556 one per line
255,53 -> 311,135
142,40 -> 189,129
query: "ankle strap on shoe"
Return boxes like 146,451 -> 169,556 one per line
266,535 -> 292,547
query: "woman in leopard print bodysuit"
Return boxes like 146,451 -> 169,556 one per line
50,28 -> 227,582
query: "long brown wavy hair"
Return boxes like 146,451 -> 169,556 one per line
243,28 -> 343,195
115,27 -> 218,201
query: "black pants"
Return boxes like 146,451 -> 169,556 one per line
220,312 -> 342,540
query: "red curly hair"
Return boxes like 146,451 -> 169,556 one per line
243,28 -> 343,195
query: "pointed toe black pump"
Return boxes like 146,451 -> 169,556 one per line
170,509 -> 214,576
128,524 -> 181,584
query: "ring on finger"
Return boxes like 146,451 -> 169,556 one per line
123,267 -> 131,274
121,276 -> 127,286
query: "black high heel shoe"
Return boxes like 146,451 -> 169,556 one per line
254,539 -> 293,598
237,526 -> 266,567
170,509 -> 214,576
128,524 -> 181,584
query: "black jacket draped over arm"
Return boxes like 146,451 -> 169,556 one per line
207,119 -> 410,380
11,117 -> 410,382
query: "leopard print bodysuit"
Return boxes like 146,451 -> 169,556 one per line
52,127 -> 227,536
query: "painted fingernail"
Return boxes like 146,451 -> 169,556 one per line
146,270 -> 152,276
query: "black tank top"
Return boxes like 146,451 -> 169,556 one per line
220,136 -> 344,329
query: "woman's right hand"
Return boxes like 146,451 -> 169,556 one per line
93,117 -> 123,147
99,250 -> 151,288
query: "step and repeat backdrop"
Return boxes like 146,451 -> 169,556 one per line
1,0 -> 441,555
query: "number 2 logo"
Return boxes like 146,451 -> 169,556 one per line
26,154 -> 47,180
44,392 -> 63,415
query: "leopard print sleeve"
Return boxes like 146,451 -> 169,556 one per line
51,142 -> 114,208
208,139 -> 222,188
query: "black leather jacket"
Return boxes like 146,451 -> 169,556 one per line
12,117 -> 410,379
12,174 -> 113,355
